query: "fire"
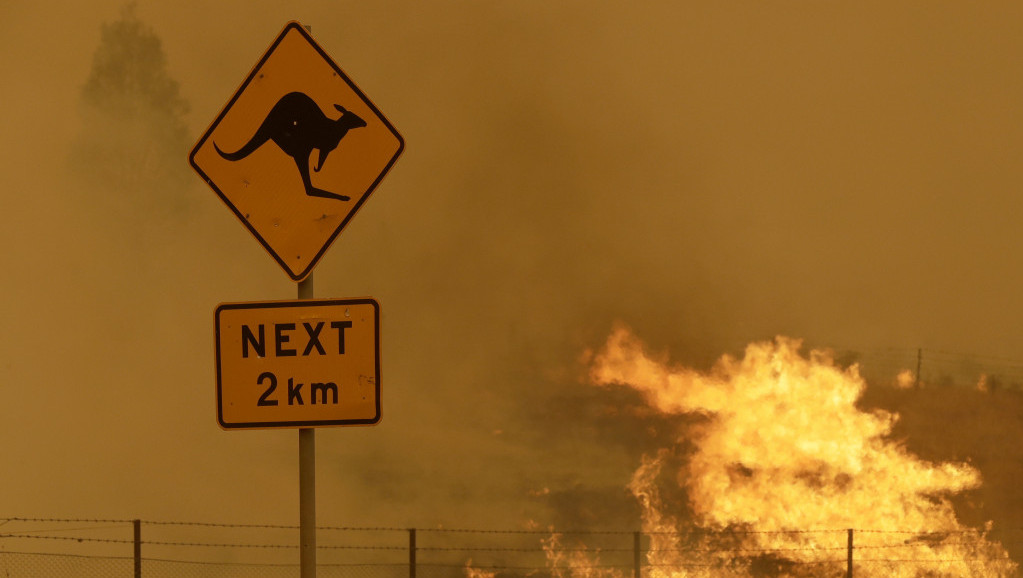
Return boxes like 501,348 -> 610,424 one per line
465,560 -> 498,578
583,324 -> 1016,577
542,533 -> 624,578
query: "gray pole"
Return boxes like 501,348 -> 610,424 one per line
299,274 -> 316,578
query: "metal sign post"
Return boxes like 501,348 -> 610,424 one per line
300,425 -> 316,577
299,274 -> 316,577
193,21 -> 402,578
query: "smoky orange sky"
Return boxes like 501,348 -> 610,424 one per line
3,0 -> 1023,549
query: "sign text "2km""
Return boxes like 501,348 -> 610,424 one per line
214,298 -> 380,429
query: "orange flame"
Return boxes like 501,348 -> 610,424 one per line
542,533 -> 625,578
584,324 -> 1016,577
464,559 -> 497,578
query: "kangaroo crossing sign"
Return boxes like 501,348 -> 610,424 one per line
190,22 -> 404,281
215,298 -> 381,429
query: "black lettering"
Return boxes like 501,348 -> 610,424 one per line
276,323 -> 297,357
288,377 -> 304,405
302,322 -> 326,356
331,321 -> 353,354
310,382 -> 338,405
257,372 -> 278,406
242,325 -> 265,358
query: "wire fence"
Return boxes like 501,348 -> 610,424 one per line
1,518 -> 1021,577
823,345 -> 1023,392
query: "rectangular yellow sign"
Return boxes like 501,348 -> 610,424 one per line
215,298 -> 380,429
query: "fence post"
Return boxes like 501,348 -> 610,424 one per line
133,519 -> 141,578
409,528 -> 416,578
920,347 -> 928,386
846,528 -> 853,578
633,531 -> 642,578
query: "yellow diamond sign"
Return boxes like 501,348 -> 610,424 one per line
190,22 -> 404,281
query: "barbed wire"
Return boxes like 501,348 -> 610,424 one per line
0,550 -> 135,562
0,534 -> 134,545
827,346 -> 1023,380
2,533 -> 1015,555
648,545 -> 848,554
645,559 -> 845,567
0,551 -> 1011,571
0,549 -> 1008,568
14,525 -> 126,534
419,527 -> 635,536
422,563 -> 628,570
857,558 -> 1009,563
143,520 -> 302,530
6,519 -> 1023,536
2,517 -> 135,525
420,547 -> 630,553
855,528 -> 1023,535
646,528 -> 845,535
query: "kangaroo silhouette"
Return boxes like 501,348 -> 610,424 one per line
214,92 -> 367,202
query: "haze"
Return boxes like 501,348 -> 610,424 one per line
3,0 -> 1023,561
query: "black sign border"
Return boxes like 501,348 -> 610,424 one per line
214,297 -> 381,429
189,22 -> 405,281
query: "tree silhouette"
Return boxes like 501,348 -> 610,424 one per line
69,3 -> 190,221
